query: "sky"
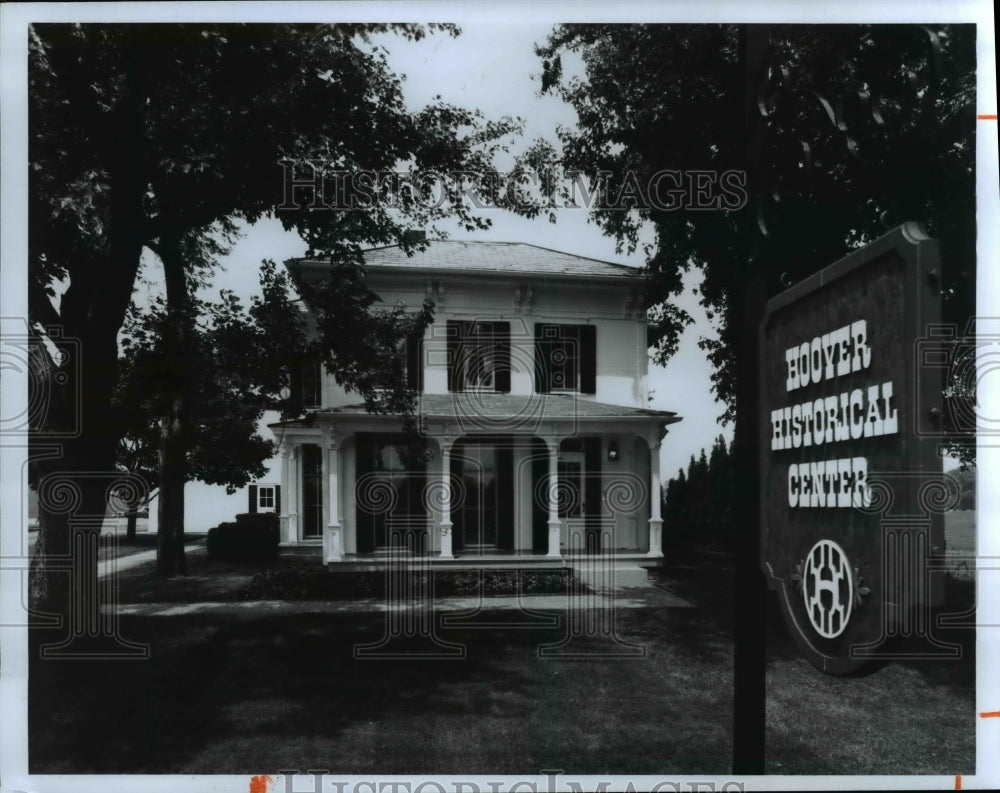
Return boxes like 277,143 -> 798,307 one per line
191,21 -> 732,480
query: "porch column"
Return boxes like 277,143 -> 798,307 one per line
546,437 -> 562,558
288,445 -> 299,543
647,433 -> 664,558
324,432 -> 342,562
439,437 -> 455,559
279,444 -> 291,544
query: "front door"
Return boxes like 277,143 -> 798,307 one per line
452,440 -> 513,552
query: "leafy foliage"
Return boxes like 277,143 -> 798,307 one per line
116,259 -> 301,494
28,22 -> 521,587
535,24 -> 975,453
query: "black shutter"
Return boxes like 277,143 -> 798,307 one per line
274,485 -> 281,515
584,438 -> 602,553
248,485 -> 258,514
493,321 -> 511,393
534,323 -> 551,394
406,330 -> 423,393
579,325 -> 597,394
447,320 -> 462,392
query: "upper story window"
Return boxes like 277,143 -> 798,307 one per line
301,360 -> 322,408
289,359 -> 323,411
534,323 -> 597,395
447,320 -> 511,393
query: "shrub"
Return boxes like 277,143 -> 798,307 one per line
242,566 -> 585,600
207,513 -> 279,563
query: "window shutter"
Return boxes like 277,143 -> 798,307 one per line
493,321 -> 511,393
274,485 -> 281,515
248,485 -> 258,514
534,323 -> 551,394
447,320 -> 461,392
579,325 -> 597,395
406,330 -> 423,393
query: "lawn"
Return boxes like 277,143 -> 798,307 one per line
29,539 -> 975,776
30,597 -> 733,774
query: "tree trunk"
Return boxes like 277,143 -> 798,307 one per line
155,234 -> 192,577
126,505 -> 138,541
731,24 -> 770,775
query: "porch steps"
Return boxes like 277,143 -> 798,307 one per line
279,544 -> 323,558
569,562 -> 654,593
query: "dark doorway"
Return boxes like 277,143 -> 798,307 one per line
451,438 -> 513,553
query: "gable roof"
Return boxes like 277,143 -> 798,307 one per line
292,240 -> 645,281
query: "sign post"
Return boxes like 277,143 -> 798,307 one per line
759,222 -> 958,675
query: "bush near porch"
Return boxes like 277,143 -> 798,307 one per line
206,512 -> 279,562
242,566 -> 585,600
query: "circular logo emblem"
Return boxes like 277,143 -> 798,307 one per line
801,539 -> 854,638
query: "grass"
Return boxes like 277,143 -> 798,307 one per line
30,599 -> 733,774
97,531 -> 161,562
29,530 -> 976,776
945,510 -> 976,579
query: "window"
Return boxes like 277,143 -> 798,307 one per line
301,360 -> 322,408
247,483 -> 280,514
557,452 -> 585,518
464,323 -> 496,390
258,485 -> 276,512
301,444 -> 323,539
289,359 -> 322,411
447,320 -> 511,393
534,324 -> 597,394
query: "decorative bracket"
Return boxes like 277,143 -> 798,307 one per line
426,279 -> 445,306
624,288 -> 643,319
514,283 -> 533,314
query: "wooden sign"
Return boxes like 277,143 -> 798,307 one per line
759,223 -> 948,675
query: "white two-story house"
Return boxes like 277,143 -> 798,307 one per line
261,239 -> 681,568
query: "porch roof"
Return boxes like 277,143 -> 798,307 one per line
272,394 -> 681,427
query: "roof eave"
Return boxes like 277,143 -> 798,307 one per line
286,259 -> 645,283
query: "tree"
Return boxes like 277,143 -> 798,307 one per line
662,437 -> 736,551
536,24 -> 974,761
29,23 -> 519,610
534,24 -> 975,429
113,258 -> 301,572
663,467 -> 689,548
707,434 -> 735,550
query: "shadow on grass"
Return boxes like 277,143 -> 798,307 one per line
30,604 -> 733,775
34,549 -> 973,775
